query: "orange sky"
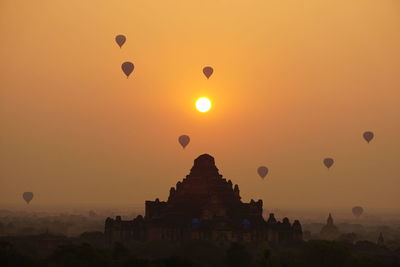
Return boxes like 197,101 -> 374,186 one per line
1,0 -> 399,212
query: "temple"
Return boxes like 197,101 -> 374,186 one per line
105,154 -> 302,245
320,213 -> 340,240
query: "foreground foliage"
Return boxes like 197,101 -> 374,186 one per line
0,238 -> 399,267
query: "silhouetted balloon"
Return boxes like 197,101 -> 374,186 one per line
323,158 -> 334,169
115,35 -> 126,48
121,62 -> 134,78
202,66 -> 214,79
178,135 -> 190,149
23,192 -> 33,204
257,166 -> 269,178
363,131 -> 374,143
352,206 -> 364,218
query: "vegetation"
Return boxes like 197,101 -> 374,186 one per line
1,238 -> 400,267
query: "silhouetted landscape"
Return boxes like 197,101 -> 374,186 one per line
1,155 -> 400,266
1,207 -> 400,266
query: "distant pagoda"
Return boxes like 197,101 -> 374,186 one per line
377,232 -> 385,246
320,213 -> 340,240
105,154 -> 302,245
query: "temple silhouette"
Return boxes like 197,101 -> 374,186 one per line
320,213 -> 340,240
105,154 -> 302,245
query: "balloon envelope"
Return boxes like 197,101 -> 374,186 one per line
352,206 -> 364,218
115,34 -> 126,48
121,62 -> 134,78
23,192 -> 34,204
178,135 -> 190,148
257,166 -> 269,178
202,66 -> 213,79
363,131 -> 374,143
323,158 -> 334,169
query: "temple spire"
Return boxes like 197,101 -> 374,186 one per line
327,213 -> 334,226
189,154 -> 220,176
377,232 -> 384,246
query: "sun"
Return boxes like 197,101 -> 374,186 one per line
196,97 -> 212,112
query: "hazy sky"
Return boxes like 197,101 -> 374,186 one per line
1,0 -> 399,212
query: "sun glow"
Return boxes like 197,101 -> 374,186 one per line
196,97 -> 212,113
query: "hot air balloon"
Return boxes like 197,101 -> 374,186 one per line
352,206 -> 364,218
363,131 -> 374,143
121,62 -> 134,78
23,192 -> 34,204
323,158 -> 334,169
115,34 -> 126,48
202,66 -> 213,79
178,135 -> 190,149
257,166 -> 269,178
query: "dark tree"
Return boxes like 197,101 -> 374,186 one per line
226,242 -> 252,267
